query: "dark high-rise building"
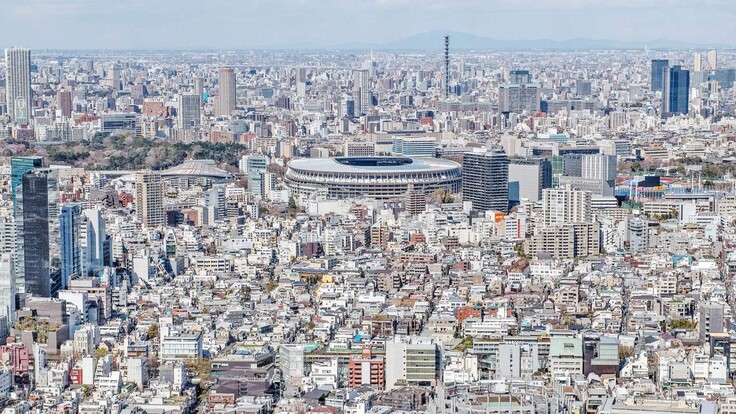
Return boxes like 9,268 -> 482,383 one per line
16,169 -> 59,298
462,149 -> 509,213
663,65 -> 690,116
650,59 -> 669,92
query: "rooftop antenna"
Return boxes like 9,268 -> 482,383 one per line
444,34 -> 450,99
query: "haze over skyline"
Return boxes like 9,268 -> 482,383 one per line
1,0 -> 735,50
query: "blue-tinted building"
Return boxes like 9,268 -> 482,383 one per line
663,65 -> 690,116
10,156 -> 43,207
650,59 -> 669,92
60,204 -> 82,290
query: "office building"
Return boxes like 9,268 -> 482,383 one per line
343,141 -> 375,157
80,208 -> 110,276
385,337 -> 440,390
509,70 -> 531,85
4,47 -> 32,125
663,65 -> 690,116
650,59 -> 669,92
100,113 -> 140,137
391,136 -> 437,157
135,170 -> 164,228
339,94 -> 355,119
160,330 -> 203,361
542,187 -> 592,226
193,76 -> 204,97
462,149 -> 509,213
353,69 -> 371,115
217,67 -> 236,117
240,155 -> 269,195
508,158 -> 552,202
11,156 -> 44,207
700,302 -> 726,341
177,93 -> 201,129
0,254 -> 15,329
498,83 -> 540,113
582,154 -> 617,183
549,336 -> 584,377
15,169 -> 60,297
60,204 -> 82,289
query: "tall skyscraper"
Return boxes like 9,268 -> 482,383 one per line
217,67 -> 236,117
135,170 -> 164,228
15,169 -> 60,298
11,156 -> 44,207
650,59 -> 669,91
109,66 -> 121,90
60,204 -> 82,289
708,50 -> 718,71
4,47 -> 32,125
57,90 -> 72,118
462,149 -> 509,213
542,187 -> 592,226
694,53 -> 704,72
353,69 -> 371,116
80,207 -> 109,277
0,254 -> 15,330
177,93 -> 201,129
663,65 -> 690,116
194,76 -> 204,97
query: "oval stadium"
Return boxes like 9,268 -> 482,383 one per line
285,156 -> 462,200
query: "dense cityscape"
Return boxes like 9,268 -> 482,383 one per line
1,19 -> 736,414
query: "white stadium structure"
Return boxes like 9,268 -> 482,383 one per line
285,156 -> 462,200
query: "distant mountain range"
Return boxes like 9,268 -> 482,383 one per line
327,30 -> 732,51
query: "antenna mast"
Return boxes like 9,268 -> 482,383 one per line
444,34 -> 450,99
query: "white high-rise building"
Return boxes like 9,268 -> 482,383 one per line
694,53 -> 704,72
177,93 -> 201,129
582,154 -> 617,182
0,254 -> 15,332
708,50 -> 718,71
135,171 -> 164,228
542,187 -> 592,226
81,208 -> 108,276
4,47 -> 32,125
353,69 -> 371,116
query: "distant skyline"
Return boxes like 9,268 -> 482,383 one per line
1,0 -> 735,50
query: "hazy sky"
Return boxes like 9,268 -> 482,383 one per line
1,0 -> 734,49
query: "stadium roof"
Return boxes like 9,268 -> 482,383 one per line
287,156 -> 460,174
